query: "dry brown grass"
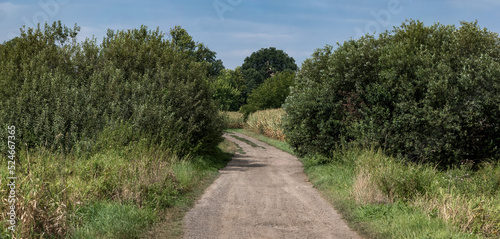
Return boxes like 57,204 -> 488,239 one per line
351,148 -> 500,238
352,168 -> 391,205
413,193 -> 500,237
245,109 -> 286,141
0,145 -> 177,238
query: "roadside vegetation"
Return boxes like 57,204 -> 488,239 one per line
3,18 -> 500,238
228,19 -> 500,239
220,111 -> 244,129
235,122 -> 500,238
245,109 -> 286,141
0,22 -> 231,238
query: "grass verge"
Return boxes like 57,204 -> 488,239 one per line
0,130 -> 234,238
230,129 -> 498,238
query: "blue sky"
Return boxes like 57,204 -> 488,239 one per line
1,0 -> 499,69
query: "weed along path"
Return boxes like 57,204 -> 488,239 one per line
183,132 -> 362,239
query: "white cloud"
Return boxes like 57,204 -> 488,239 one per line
233,32 -> 292,40
224,49 -> 255,58
75,25 -> 108,42
0,2 -> 24,17
449,0 -> 500,9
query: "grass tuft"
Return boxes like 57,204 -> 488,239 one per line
229,135 -> 264,149
71,202 -> 155,239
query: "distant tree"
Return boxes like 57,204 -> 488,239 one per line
241,47 -> 297,96
211,68 -> 246,111
240,71 -> 295,116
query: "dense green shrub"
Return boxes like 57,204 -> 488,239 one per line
240,71 -> 295,116
210,68 -> 246,111
241,47 -> 297,96
284,20 -> 500,165
0,22 -> 224,156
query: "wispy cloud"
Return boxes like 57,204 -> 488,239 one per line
233,32 -> 292,40
0,2 -> 25,16
449,0 -> 500,8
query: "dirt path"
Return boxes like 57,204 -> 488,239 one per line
183,132 -> 362,239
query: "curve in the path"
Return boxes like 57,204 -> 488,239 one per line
183,132 -> 362,239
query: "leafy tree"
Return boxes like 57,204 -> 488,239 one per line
0,21 -> 81,151
240,71 -> 295,116
284,20 -> 500,166
241,47 -> 297,96
170,26 -> 224,77
210,68 -> 246,111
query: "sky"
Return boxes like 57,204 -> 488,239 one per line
1,0 -> 499,69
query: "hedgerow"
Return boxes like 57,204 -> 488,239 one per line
0,21 -> 225,156
284,20 -> 500,165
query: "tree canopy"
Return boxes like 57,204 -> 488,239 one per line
0,22 -> 225,156
169,26 -> 225,77
241,47 -> 297,96
284,20 -> 500,166
240,71 -> 295,116
210,67 -> 246,111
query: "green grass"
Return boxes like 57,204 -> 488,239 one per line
71,202 -> 155,239
235,144 -> 246,154
303,149 -> 492,238
0,128 -> 234,239
139,141 -> 235,239
230,129 -> 493,238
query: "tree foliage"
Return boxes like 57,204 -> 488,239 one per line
241,47 -> 297,96
169,26 -> 225,77
210,68 -> 246,111
0,22 -> 225,156
240,71 -> 295,116
284,20 -> 500,165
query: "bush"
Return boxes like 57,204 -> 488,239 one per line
0,22 -> 224,156
211,68 -> 246,111
240,71 -> 295,116
284,20 -> 500,165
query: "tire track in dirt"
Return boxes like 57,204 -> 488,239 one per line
183,132 -> 362,239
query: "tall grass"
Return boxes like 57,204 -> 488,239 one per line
298,148 -> 499,238
220,111 -> 244,129
352,149 -> 500,237
245,108 -> 286,141
0,123 -> 232,238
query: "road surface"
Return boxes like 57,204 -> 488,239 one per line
183,132 -> 362,239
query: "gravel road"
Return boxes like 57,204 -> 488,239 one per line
183,132 -> 362,239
